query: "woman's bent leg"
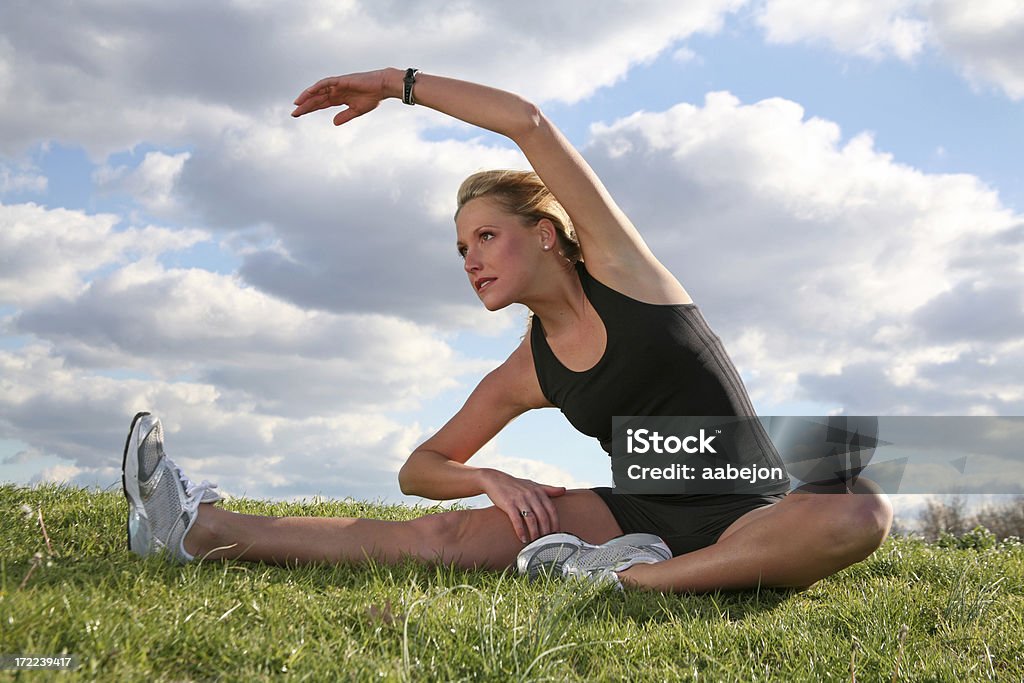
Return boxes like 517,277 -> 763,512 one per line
617,482 -> 893,592
185,489 -> 623,570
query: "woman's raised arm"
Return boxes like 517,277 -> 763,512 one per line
292,68 -> 686,301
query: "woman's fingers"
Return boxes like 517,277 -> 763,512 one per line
510,500 -> 545,543
515,492 -> 560,542
537,492 -> 560,536
486,474 -> 568,543
293,92 -> 342,118
293,76 -> 339,105
508,507 -> 530,544
291,96 -> 326,118
291,79 -> 382,125
524,483 -> 563,538
520,506 -> 540,542
291,78 -> 346,117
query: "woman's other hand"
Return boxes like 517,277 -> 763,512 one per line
291,69 -> 396,126
480,469 -> 566,544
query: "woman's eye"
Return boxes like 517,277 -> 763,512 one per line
457,232 -> 494,259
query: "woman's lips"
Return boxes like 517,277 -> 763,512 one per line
476,277 -> 496,291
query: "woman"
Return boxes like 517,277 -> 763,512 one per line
121,67 -> 892,592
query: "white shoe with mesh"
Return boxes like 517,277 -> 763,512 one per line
121,412 -> 221,563
516,532 -> 593,580
561,533 -> 672,589
517,532 -> 671,588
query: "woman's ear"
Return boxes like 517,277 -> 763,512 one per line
536,218 -> 557,251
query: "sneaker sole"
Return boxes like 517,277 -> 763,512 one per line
121,411 -> 152,552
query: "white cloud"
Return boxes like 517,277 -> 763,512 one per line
0,162 -> 46,194
929,0 -> 1024,99
756,0 -> 929,60
36,462 -> 84,485
13,258 -> 491,415
2,448 -> 45,465
472,450 -> 598,492
448,441 -> 600,509
94,151 -> 191,216
0,201 -> 206,306
672,46 -> 702,65
754,0 -> 1024,100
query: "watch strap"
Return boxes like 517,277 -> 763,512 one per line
402,68 -> 419,105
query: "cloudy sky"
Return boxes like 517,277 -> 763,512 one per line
1,1 -> 1022,518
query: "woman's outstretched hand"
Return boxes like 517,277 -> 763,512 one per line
291,69 -> 394,126
480,469 -> 566,544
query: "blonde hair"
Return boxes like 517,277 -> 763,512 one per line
455,170 -> 581,264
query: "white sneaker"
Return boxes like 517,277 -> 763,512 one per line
517,532 -> 672,588
516,532 -> 592,580
121,412 -> 221,563
561,534 -> 672,589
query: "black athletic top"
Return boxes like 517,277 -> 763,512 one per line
530,262 -> 789,496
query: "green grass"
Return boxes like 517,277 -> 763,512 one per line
2,484 -> 1023,681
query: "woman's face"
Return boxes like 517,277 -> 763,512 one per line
455,197 -> 544,311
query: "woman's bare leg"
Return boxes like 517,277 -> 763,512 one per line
617,481 -> 893,592
180,476 -> 892,591
184,489 -> 624,570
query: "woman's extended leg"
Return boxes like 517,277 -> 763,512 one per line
616,482 -> 893,592
124,412 -> 623,570
185,489 -> 623,570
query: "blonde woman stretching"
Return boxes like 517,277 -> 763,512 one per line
121,67 -> 892,592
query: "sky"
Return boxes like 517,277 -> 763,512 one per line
1,1 -> 1022,522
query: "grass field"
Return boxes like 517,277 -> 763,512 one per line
2,484 -> 1022,681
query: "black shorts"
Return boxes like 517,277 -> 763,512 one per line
592,488 -> 786,557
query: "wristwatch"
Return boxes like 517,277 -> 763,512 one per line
403,68 -> 419,105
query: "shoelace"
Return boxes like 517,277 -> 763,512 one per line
170,459 -> 218,510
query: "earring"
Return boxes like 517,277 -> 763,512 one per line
542,244 -> 551,251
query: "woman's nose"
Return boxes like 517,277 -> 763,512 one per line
463,249 -> 481,272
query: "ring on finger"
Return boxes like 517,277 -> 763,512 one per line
520,509 -> 532,518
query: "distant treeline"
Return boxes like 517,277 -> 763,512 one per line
906,495 -> 1024,544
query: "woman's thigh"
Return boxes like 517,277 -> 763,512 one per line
553,488 -> 624,541
432,488 -> 623,570
715,491 -> 795,543
718,479 -> 892,545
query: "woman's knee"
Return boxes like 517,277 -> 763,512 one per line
408,510 -> 474,548
859,490 -> 894,550
405,508 -> 518,568
408,508 -> 514,550
824,489 -> 893,561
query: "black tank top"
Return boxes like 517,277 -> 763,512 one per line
530,263 -> 788,494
